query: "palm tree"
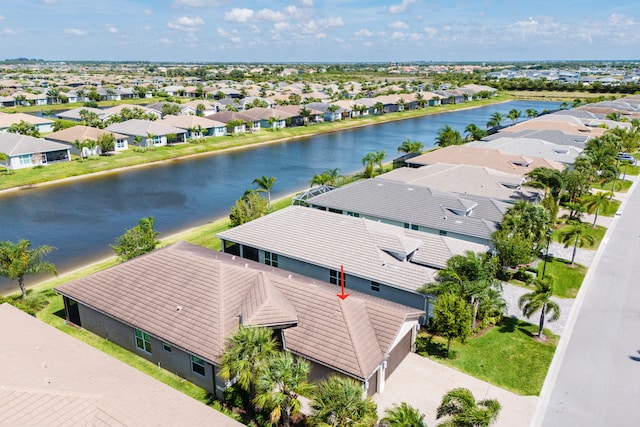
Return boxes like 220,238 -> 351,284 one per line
397,138 -> 424,154
526,108 -> 538,119
463,123 -> 487,141
583,191 -> 613,227
435,125 -> 463,147
436,387 -> 501,427
362,152 -> 377,178
380,402 -> 426,427
0,240 -> 58,300
486,112 -> 504,129
373,150 -> 387,174
253,175 -> 276,208
219,326 -> 278,415
72,139 -> 86,160
518,276 -> 560,339
310,375 -> 378,427
507,108 -> 522,124
253,352 -> 314,427
558,223 -> 595,265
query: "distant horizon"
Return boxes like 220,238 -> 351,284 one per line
1,0 -> 638,63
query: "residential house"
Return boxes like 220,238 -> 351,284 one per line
101,104 -> 162,121
0,133 -> 70,170
56,241 -> 422,397
405,145 -> 565,173
304,102 -> 342,122
45,125 -> 129,154
160,115 -> 226,138
483,128 -> 589,149
0,112 -> 54,133
382,163 -> 543,203
204,111 -> 260,134
302,179 -> 510,246
218,206 -> 489,319
105,119 -> 187,147
181,100 -> 221,116
0,304 -> 242,427
56,107 -> 106,122
273,104 -> 323,126
244,107 -> 294,129
466,138 -> 582,165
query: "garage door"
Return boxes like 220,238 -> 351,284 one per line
385,330 -> 412,379
366,371 -> 378,396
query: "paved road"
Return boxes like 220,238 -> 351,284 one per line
533,179 -> 640,426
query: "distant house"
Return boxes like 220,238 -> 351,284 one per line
304,102 -> 342,121
218,206 -> 490,319
204,111 -> 259,134
273,104 -> 323,126
243,107 -> 294,129
0,133 -> 70,170
56,241 -> 422,397
160,115 -> 226,138
45,125 -> 129,154
105,119 -> 187,147
0,112 -> 54,133
101,104 -> 162,121
56,107 -> 106,122
0,304 -> 243,427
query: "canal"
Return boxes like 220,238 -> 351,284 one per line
0,100 -> 559,293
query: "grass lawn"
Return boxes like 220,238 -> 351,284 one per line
552,224 -> 606,250
591,179 -> 633,193
416,317 -> 557,396
619,164 -> 639,177
538,258 -> 587,298
599,199 -> 621,217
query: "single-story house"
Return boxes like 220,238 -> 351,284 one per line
45,125 -> 129,154
0,303 -> 242,426
304,102 -> 342,122
301,179 -> 509,246
273,105 -> 323,126
105,119 -> 187,147
204,111 -> 260,134
218,206 -> 489,319
160,115 -> 226,138
55,241 -> 422,397
181,100 -> 222,116
56,107 -> 106,122
466,138 -> 582,166
0,112 -> 54,133
0,133 -> 70,170
243,107 -> 294,129
101,104 -> 162,121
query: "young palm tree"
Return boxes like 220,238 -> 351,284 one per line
374,150 -> 387,174
253,352 -> 314,427
219,326 -> 278,413
463,123 -> 487,142
437,387 -> 501,427
486,112 -> 504,129
380,402 -> 426,427
397,138 -> 424,154
518,276 -> 560,339
253,175 -> 277,208
435,125 -> 463,147
526,108 -> 538,119
362,152 -> 377,178
507,108 -> 522,124
558,223 -> 596,265
0,240 -> 57,300
310,375 -> 378,427
583,191 -> 614,227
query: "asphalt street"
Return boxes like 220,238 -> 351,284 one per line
533,178 -> 640,426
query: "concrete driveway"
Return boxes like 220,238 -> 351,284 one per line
373,353 -> 538,427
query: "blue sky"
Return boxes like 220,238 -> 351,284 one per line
1,0 -> 639,62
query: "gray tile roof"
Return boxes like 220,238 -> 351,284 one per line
105,119 -> 186,136
0,303 -> 242,427
300,179 -> 508,241
483,128 -> 589,148
56,107 -> 105,121
55,242 -> 421,381
0,133 -> 69,156
467,138 -> 581,165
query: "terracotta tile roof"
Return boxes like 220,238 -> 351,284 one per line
55,242 -> 421,381
45,125 -> 126,143
0,112 -> 53,127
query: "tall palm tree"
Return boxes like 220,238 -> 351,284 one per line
486,112 -> 504,129
464,123 -> 487,141
0,240 -> 57,300
310,375 -> 378,427
373,150 -> 387,174
558,223 -> 596,265
397,138 -> 424,154
518,276 -> 560,339
219,326 -> 278,413
436,387 -> 501,427
507,108 -> 522,124
380,402 -> 426,427
362,152 -> 377,178
583,191 -> 614,227
253,175 -> 277,208
253,352 -> 314,427
435,125 -> 463,147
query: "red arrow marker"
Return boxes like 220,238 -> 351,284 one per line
337,264 -> 349,300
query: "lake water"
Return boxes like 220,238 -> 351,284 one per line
0,100 -> 559,293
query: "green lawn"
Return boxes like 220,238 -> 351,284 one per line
619,164 -> 639,177
416,317 -> 557,396
599,199 -> 621,217
552,224 -> 606,250
538,258 -> 587,298
591,179 -> 633,192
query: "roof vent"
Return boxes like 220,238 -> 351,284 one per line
232,255 -> 236,260
288,274 -> 292,279
176,305 -> 182,312
244,263 -> 249,268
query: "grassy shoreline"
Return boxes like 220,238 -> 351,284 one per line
0,95 -> 514,192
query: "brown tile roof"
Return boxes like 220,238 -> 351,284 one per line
55,242 -> 421,380
45,125 -> 126,143
0,303 -> 242,427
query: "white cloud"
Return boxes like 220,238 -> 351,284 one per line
1,29 -> 18,35
168,16 -> 205,32
0,14 -> 4,21
608,13 -> 635,27
274,22 -> 292,31
300,0 -> 313,6
143,9 -> 154,15
65,28 -> 87,36
225,8 -> 254,23
389,0 -> 414,14
173,0 -> 219,7
284,6 -> 307,19
217,27 -> 242,43
423,26 -> 438,38
388,20 -> 409,30
43,0 -> 58,4
354,29 -> 374,38
106,25 -> 119,34
255,9 -> 286,22
391,31 -> 405,40
160,38 -> 171,44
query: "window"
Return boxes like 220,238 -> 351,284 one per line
19,154 -> 32,166
191,355 -> 205,376
329,269 -> 339,285
371,282 -> 381,292
347,212 -> 360,218
116,139 -> 125,149
134,329 -> 152,354
403,223 -> 418,230
439,230 -> 448,236
162,342 -> 172,353
265,251 -> 278,267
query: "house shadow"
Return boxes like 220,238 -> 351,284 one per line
628,351 -> 640,362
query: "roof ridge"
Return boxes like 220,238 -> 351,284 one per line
338,298 -> 380,377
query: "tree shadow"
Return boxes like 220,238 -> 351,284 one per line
498,316 -> 534,337
415,335 -> 454,359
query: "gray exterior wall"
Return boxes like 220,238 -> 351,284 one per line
73,302 -> 226,399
